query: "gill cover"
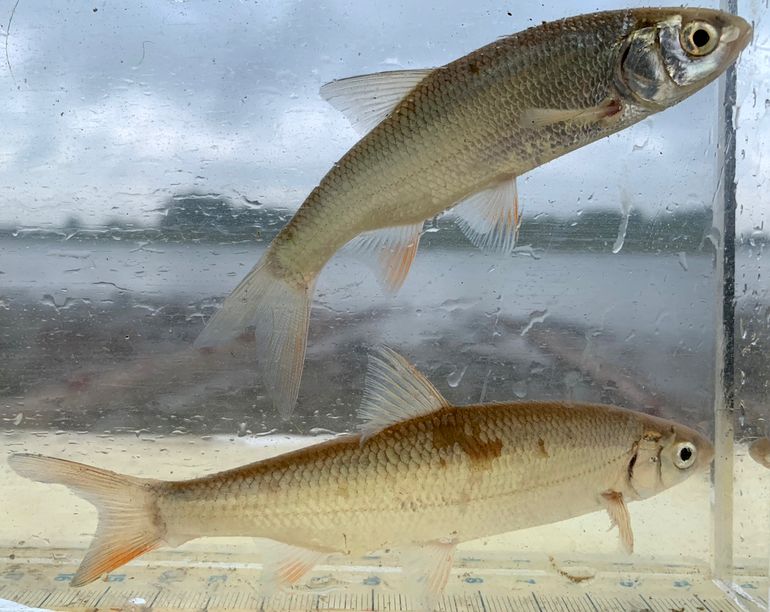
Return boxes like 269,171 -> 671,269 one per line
627,429 -> 673,498
617,13 -> 747,110
627,423 -> 710,499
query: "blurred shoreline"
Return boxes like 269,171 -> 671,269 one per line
1,235 -> 765,439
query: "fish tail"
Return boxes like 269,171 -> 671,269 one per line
194,256 -> 314,419
8,453 -> 165,587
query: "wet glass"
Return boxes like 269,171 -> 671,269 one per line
0,0 -> 766,609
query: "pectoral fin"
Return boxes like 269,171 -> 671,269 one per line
402,541 -> 457,611
453,175 -> 521,254
601,490 -> 634,554
259,540 -> 326,595
351,223 -> 423,293
521,98 -> 622,129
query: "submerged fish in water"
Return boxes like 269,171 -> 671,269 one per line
10,348 -> 712,607
195,8 -> 751,419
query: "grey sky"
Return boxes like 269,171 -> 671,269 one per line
0,0 -> 765,233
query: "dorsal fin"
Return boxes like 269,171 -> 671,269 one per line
320,69 -> 434,134
358,346 -> 450,441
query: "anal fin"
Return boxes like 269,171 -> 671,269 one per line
402,541 -> 457,611
453,175 -> 521,254
352,223 -> 423,293
259,540 -> 326,596
601,490 -> 634,554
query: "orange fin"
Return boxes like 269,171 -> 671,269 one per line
602,490 -> 634,554
260,540 -> 326,595
7,454 -> 166,587
402,540 -> 457,611
353,223 -> 423,293
453,175 -> 521,254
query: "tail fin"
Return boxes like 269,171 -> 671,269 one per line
8,453 -> 165,587
194,258 -> 314,419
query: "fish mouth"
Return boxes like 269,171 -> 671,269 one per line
697,438 -> 715,469
737,21 -> 754,53
723,15 -> 753,60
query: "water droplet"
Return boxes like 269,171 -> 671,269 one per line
13,413 -> 23,426
529,361 -> 546,376
632,122 -> 651,150
447,365 -> 468,388
677,251 -> 689,271
704,227 -> 722,250
563,370 -> 582,389
512,245 -> 541,260
309,427 -> 338,436
512,379 -> 527,398
237,422 -> 247,437
521,309 -> 549,336
612,196 -> 633,254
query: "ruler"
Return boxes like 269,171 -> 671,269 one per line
1,548 -> 766,611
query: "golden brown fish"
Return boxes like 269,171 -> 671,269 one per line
749,437 -> 770,468
9,348 -> 713,608
194,7 -> 751,419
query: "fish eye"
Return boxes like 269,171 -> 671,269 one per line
673,442 -> 697,469
680,21 -> 719,57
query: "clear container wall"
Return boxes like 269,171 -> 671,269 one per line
733,0 -> 770,596
0,0 -> 766,608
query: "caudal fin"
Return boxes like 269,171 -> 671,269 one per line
8,453 -> 165,587
194,258 -> 314,419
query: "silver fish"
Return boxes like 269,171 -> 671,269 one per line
9,347 -> 713,608
197,8 -> 751,418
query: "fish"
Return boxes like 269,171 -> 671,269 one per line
194,7 -> 751,419
749,437 -> 770,469
9,347 -> 713,608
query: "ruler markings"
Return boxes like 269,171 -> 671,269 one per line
487,593 -> 501,612
532,592 -> 545,612
638,594 -> 656,611
0,585 -> 761,610
562,594 -> 584,612
92,585 -> 110,607
477,589 -> 487,612
694,594 -> 714,612
584,593 -> 601,612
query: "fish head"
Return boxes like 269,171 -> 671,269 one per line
616,8 -> 752,111
626,415 -> 714,499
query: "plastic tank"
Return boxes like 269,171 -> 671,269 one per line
0,1 -> 766,610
